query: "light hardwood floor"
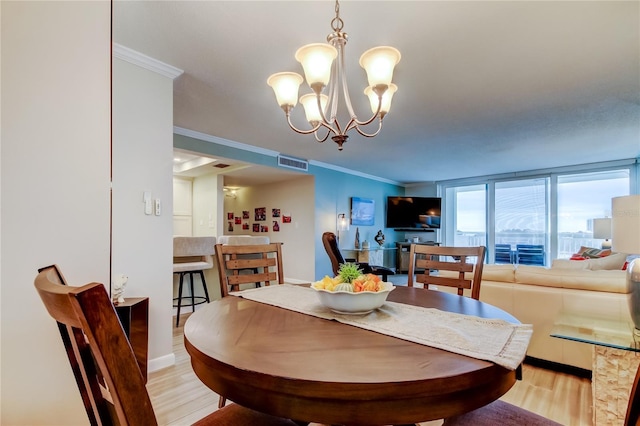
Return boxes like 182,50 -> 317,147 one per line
147,314 -> 593,426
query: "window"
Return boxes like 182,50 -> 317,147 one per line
557,170 -> 629,258
444,184 -> 486,248
440,163 -> 634,263
495,178 -> 549,265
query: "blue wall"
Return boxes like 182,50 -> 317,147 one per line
174,133 -> 404,280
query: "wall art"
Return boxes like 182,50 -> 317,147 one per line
351,197 -> 375,226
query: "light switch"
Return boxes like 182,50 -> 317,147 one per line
154,199 -> 161,216
143,191 -> 152,215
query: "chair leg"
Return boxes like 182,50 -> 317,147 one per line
198,271 -> 210,303
218,395 -> 227,409
189,272 -> 196,313
176,273 -> 184,327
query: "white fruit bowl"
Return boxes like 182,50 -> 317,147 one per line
311,282 -> 395,315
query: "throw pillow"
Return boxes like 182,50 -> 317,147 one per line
570,254 -> 588,261
587,252 -> 628,271
577,246 -> 612,258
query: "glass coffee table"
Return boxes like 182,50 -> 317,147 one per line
551,313 -> 640,426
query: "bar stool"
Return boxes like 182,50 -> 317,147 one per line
173,236 -> 216,327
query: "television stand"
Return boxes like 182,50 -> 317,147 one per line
395,242 -> 440,273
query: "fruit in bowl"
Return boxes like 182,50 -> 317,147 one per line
311,263 -> 395,314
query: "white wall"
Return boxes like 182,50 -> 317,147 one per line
113,57 -> 176,369
192,173 -> 220,237
1,2 -> 111,424
222,176 -> 316,282
173,176 -> 193,235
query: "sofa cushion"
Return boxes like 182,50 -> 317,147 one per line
481,264 -> 516,282
515,265 -> 628,293
552,253 -> 627,271
551,259 -> 590,270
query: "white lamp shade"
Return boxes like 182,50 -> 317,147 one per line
300,93 -> 328,123
295,43 -> 337,89
267,72 -> 303,108
365,83 -> 397,115
611,195 -> 640,254
593,218 -> 612,240
359,46 -> 401,88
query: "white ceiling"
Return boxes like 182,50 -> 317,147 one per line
114,1 -> 640,186
172,149 -> 304,186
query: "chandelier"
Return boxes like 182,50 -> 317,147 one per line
267,0 -> 401,151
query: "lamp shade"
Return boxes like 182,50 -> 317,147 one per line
365,83 -> 397,115
593,218 -> 612,240
267,72 -> 303,108
337,213 -> 349,231
300,93 -> 328,124
611,195 -> 640,254
295,43 -> 337,89
359,46 -> 401,88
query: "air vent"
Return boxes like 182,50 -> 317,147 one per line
277,155 -> 309,172
214,163 -> 231,168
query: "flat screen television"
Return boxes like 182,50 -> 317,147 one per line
386,196 -> 441,229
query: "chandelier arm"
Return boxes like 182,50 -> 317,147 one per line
337,41 -> 357,119
328,63 -> 339,122
285,112 -> 323,135
352,119 -> 383,138
313,127 -> 332,143
316,94 -> 345,136
352,95 -> 383,127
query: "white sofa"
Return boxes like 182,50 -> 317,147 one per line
474,259 -> 630,371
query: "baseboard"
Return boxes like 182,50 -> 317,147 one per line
525,356 -> 591,379
148,353 -> 176,373
284,278 -> 310,284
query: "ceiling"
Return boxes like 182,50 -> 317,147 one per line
114,1 -> 640,186
172,149 -> 303,187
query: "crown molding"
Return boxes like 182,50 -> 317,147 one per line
113,43 -> 183,79
308,159 -> 402,186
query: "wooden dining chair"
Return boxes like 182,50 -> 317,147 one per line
407,245 -> 486,300
214,242 -> 286,409
215,242 -> 284,297
33,264 -> 300,426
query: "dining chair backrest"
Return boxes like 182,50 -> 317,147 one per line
34,264 -> 157,426
215,242 -> 284,297
407,245 -> 487,300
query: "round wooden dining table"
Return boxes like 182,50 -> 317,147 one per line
184,286 -> 520,425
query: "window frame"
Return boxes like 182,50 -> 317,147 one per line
438,159 -> 638,263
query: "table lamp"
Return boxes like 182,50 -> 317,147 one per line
611,195 -> 640,332
593,217 -> 612,249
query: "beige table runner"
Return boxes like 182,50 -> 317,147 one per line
233,284 -> 532,370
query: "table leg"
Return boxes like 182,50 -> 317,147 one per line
592,346 -> 640,425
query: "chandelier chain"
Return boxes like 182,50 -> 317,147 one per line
331,0 -> 344,32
